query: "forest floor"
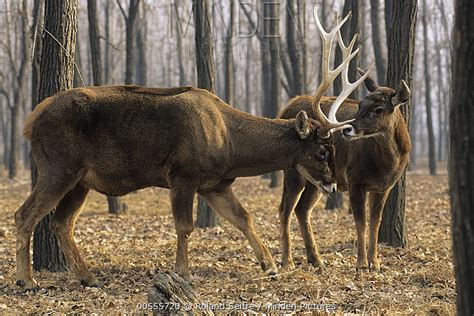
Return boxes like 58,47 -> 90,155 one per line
0,168 -> 455,314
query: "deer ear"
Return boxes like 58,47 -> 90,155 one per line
358,67 -> 379,92
295,110 -> 311,139
391,80 -> 411,107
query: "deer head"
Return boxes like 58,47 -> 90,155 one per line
342,69 -> 411,140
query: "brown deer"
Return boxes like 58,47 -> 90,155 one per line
14,11 -> 368,289
277,12 -> 411,271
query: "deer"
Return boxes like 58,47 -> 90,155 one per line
277,9 -> 411,272
14,11 -> 370,290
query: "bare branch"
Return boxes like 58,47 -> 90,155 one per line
116,0 -> 127,20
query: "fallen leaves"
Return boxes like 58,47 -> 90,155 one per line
0,171 -> 455,314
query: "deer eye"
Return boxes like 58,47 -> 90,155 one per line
373,107 -> 384,116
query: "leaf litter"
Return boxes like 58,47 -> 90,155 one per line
0,171 -> 455,314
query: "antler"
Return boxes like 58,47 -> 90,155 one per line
312,8 -> 374,137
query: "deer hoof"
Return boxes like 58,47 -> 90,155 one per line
369,261 -> 381,272
281,259 -> 296,271
16,278 -> 38,291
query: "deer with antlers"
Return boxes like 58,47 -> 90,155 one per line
14,10 -> 370,289
278,9 -> 411,271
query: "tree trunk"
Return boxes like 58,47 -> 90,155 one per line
224,1 -> 235,105
33,0 -> 78,272
370,0 -> 387,84
286,0 -> 304,97
8,0 -> 30,179
104,0 -> 112,83
193,0 -> 219,228
334,0 -> 360,100
378,0 -> 417,247
384,0 -> 392,50
422,0 -> 437,175
174,0 -> 186,86
325,193 -> 343,210
124,0 -> 140,84
88,0 -> 126,214
135,1 -> 147,86
450,1 -> 474,314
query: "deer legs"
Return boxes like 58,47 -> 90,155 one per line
349,188 -> 369,270
50,183 -> 95,286
367,191 -> 390,271
279,171 -> 306,269
169,182 -> 196,280
203,187 -> 277,275
279,172 -> 324,269
294,185 -> 324,267
14,173 -> 82,290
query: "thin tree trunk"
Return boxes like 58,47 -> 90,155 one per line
422,0 -> 437,175
33,0 -> 78,272
286,0 -> 304,97
120,0 -> 140,84
450,1 -> 474,313
8,0 -> 30,179
135,1 -> 147,86
104,0 -> 112,83
384,0 -> 392,50
370,0 -> 387,84
175,0 -> 186,86
224,1 -> 235,105
193,0 -> 219,228
379,0 -> 417,247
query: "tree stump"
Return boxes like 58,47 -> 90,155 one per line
148,271 -> 213,315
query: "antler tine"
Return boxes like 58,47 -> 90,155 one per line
328,62 -> 376,127
312,8 -> 352,126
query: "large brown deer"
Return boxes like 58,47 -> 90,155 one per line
278,11 -> 411,271
14,11 -> 369,289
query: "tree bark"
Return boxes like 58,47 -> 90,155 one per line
193,0 -> 219,228
174,0 -> 186,86
8,0 -> 30,179
384,0 -> 392,50
334,0 -> 360,100
224,1 -> 235,105
135,1 -> 147,86
422,0 -> 437,175
88,0 -> 126,215
450,1 -> 474,314
120,0 -> 140,84
370,0 -> 387,84
286,0 -> 304,97
104,0 -> 112,83
378,0 -> 417,247
33,0 -> 78,272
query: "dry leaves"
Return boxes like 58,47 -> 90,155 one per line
0,170 -> 455,314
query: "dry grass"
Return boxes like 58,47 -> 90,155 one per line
0,171 -> 455,314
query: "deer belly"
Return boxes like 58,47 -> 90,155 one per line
81,169 -> 168,196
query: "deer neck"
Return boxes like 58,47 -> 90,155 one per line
225,116 -> 302,177
370,111 -> 411,167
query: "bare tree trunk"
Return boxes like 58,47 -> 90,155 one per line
224,1 -> 235,105
370,0 -> 387,84
8,0 -> 30,179
286,0 -> 304,97
88,0 -> 126,215
434,22 -> 444,162
135,1 -> 147,86
384,0 -> 392,49
118,0 -> 140,84
450,1 -> 474,314
422,0 -> 437,175
174,0 -> 186,86
193,0 -> 219,228
104,0 -> 112,83
379,0 -> 417,247
244,39 -> 252,113
33,0 -> 78,272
